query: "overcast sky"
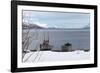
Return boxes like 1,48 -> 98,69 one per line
22,10 -> 90,28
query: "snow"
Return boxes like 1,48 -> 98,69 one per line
23,51 -> 90,63
34,22 -> 48,28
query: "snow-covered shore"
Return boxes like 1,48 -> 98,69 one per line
23,51 -> 90,63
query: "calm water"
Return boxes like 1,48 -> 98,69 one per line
22,29 -> 90,51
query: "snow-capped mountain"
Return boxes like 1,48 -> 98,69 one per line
22,23 -> 46,29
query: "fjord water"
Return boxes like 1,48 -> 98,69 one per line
23,29 -> 90,51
